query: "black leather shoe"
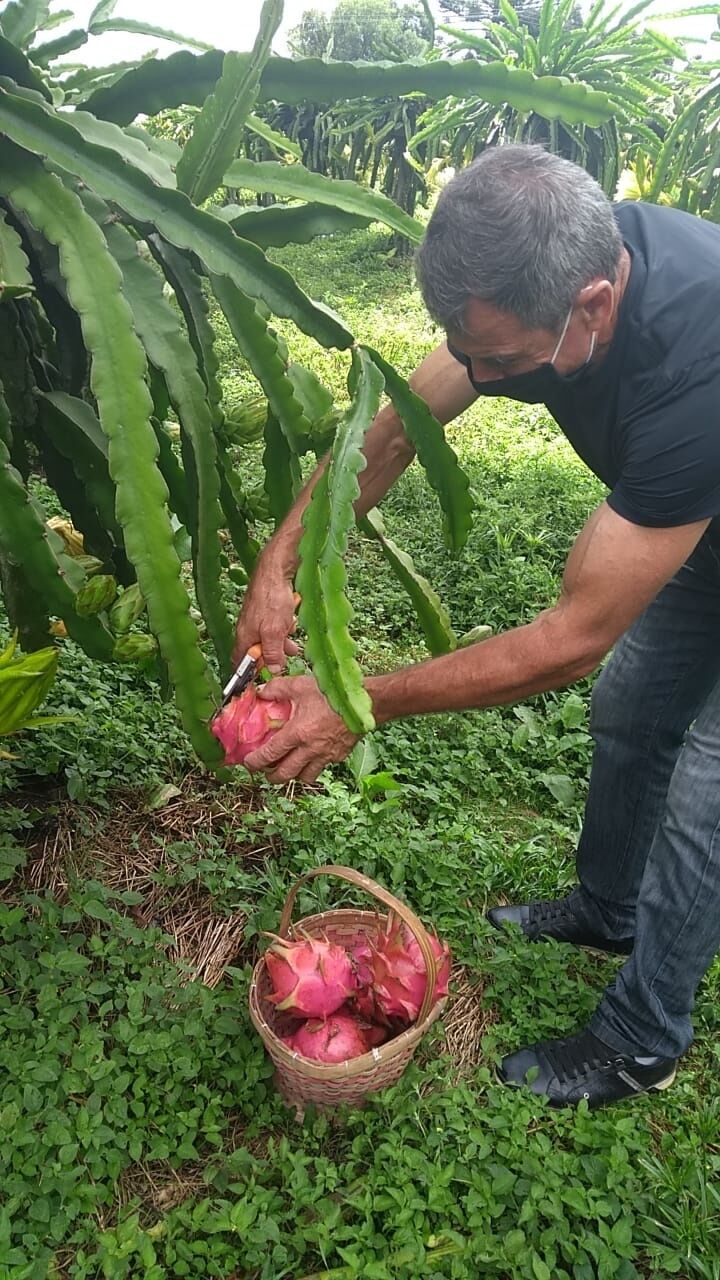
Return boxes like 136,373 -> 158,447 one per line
486,896 -> 634,956
498,1028 -> 676,1108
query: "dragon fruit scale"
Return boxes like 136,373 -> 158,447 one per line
264,934 -> 357,1018
211,685 -> 289,767
369,918 -> 451,1025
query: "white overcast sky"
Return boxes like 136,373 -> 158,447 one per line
63,0 -> 717,64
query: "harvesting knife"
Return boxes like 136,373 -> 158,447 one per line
219,643 -> 263,709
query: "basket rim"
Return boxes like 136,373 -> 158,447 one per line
249,907 -> 447,1082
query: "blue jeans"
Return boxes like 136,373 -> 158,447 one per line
569,530 -> 720,1059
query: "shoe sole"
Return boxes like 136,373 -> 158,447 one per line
486,920 -> 632,957
576,941 -> 634,958
486,926 -> 627,957
650,1069 -> 676,1091
494,1065 -> 677,1101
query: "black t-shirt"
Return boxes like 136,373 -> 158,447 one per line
448,202 -> 720,530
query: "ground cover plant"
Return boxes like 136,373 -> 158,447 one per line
1,225 -> 719,1279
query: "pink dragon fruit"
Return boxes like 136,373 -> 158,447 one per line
283,1011 -> 370,1063
211,686 -> 289,767
369,917 -> 451,1025
353,1016 -> 388,1048
264,934 -> 357,1018
348,936 -> 388,1025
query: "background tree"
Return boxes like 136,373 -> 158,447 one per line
288,0 -> 432,62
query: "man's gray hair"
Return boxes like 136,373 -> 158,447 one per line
415,144 -> 623,333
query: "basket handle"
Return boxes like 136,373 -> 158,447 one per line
277,864 -> 439,1025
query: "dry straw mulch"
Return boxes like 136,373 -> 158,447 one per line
3,772 -> 273,988
5,773 -> 493,1075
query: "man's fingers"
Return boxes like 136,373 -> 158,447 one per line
284,637 -> 301,656
256,677 -> 295,703
232,628 -> 249,667
267,750 -> 316,784
244,724 -> 298,771
259,623 -> 287,674
298,762 -> 323,784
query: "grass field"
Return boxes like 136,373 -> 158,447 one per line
1,226 -> 719,1280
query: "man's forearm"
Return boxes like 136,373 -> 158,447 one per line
366,608 -> 603,725
262,400 -> 414,574
263,342 -> 477,576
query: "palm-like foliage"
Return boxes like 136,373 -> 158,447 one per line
412,0 -> 695,194
626,54 -> 720,220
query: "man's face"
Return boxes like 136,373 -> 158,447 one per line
447,298 -> 563,384
448,287 -> 617,384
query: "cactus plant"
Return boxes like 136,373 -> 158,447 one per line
0,0 -> 610,763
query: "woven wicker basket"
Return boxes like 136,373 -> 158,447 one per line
249,865 -> 447,1114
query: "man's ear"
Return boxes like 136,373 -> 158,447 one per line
578,278 -> 615,335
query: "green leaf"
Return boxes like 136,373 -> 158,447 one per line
0,31 -> 51,96
217,202 -> 370,250
89,18 -> 213,52
99,209 -> 234,678
85,49 -> 611,128
245,111 -> 301,159
611,1217 -> 633,1249
514,704 -> 542,739
36,391 -> 123,548
223,159 -> 423,245
0,394 -> 113,659
210,275 -> 314,453
65,106 -> 177,188
262,409 -> 301,527
0,0 -> 49,49
30,27 -> 89,64
348,736 -> 379,782
458,624 -> 492,648
147,239 -> 224,422
539,773 -> 576,809
360,508 -> 456,657
560,692 -> 586,729
297,348 -> 384,736
0,207 -> 33,301
0,84 -> 353,350
531,1256 -> 552,1280
88,0 -> 119,23
176,0 -> 282,205
0,143 -> 222,763
364,346 -> 473,552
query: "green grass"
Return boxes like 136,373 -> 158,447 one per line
1,226 -> 719,1280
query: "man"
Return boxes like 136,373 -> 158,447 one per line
235,144 -> 720,1108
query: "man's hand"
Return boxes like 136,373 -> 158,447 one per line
243,675 -> 359,782
232,343 -> 476,673
233,557 -> 300,673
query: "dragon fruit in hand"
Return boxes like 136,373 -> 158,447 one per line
211,685 -> 289,766
283,1011 -> 370,1063
265,934 -> 357,1018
